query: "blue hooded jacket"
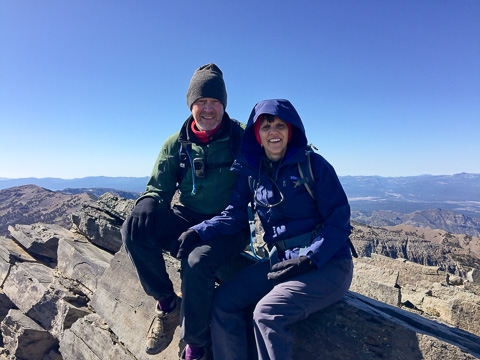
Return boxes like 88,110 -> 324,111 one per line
193,99 -> 351,268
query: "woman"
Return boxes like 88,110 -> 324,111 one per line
173,99 -> 353,360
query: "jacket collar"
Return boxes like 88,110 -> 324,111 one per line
178,112 -> 233,145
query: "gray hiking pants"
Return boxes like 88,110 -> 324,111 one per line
123,204 -> 249,347
211,257 -> 353,360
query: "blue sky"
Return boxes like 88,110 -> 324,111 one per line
1,0 -> 479,179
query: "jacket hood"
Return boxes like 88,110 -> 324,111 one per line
238,99 -> 308,170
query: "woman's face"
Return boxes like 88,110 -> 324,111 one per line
258,116 -> 289,161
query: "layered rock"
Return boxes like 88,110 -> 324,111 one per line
0,185 -> 97,236
0,192 -> 478,359
350,254 -> 480,337
71,193 -> 134,252
351,221 -> 480,276
351,208 -> 480,237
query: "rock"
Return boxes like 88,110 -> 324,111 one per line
2,262 -> 90,338
1,309 -> 57,360
3,262 -> 54,314
0,236 -> 36,264
350,222 -> 475,276
467,268 -> 480,284
59,313 -> 132,360
57,237 -> 113,294
0,185 -> 97,237
1,191 -> 480,359
84,246 -> 480,360
71,193 -> 133,253
418,283 -> 480,336
447,274 -> 464,286
350,260 -> 401,306
0,289 -> 15,321
90,247 -> 182,360
350,255 -> 480,338
290,292 -> 480,360
8,223 -> 78,260
359,253 -> 448,287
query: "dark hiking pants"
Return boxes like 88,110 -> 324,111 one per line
123,204 -> 249,347
211,257 -> 353,359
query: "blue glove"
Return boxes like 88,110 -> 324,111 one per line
121,197 -> 158,244
170,229 -> 201,259
267,256 -> 316,281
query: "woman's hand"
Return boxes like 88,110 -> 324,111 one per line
267,256 -> 316,281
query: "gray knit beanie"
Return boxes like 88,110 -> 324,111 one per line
186,63 -> 227,110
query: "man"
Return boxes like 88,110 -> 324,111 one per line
122,63 -> 249,360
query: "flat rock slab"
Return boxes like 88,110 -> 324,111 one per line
0,235 -> 36,263
3,262 -> 54,314
57,238 -> 113,294
91,247 -> 182,360
8,223 -> 78,260
70,193 -> 133,253
1,309 -> 57,360
2,262 -> 90,338
290,291 -> 480,360
59,313 -> 133,360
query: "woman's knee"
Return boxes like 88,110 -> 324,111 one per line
252,297 -> 274,326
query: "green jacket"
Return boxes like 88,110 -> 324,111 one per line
138,113 -> 245,216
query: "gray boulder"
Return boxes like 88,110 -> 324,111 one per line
57,237 -> 113,295
86,247 -> 480,360
291,292 -> 480,360
1,309 -> 57,360
59,313 -> 133,360
90,247 -> 182,360
468,268 -> 480,284
71,193 -> 134,252
1,191 -> 479,359
8,223 -> 78,261
2,262 -> 90,339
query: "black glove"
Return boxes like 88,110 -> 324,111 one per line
121,197 -> 158,244
170,229 -> 201,259
267,256 -> 316,282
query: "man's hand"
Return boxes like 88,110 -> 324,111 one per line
170,229 -> 201,259
121,197 -> 158,244
267,256 -> 316,282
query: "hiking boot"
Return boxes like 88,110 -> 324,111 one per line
145,296 -> 181,355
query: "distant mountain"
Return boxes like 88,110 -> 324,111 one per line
0,185 -> 98,236
2,173 -> 480,217
341,173 -> 480,218
61,187 -> 141,200
341,173 -> 480,201
352,208 -> 480,237
0,176 -> 149,192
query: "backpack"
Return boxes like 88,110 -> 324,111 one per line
249,146 -> 358,258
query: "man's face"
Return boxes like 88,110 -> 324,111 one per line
191,98 -> 224,131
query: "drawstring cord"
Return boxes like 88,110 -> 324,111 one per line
185,146 -> 197,196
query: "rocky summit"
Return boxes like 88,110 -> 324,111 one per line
0,191 -> 479,359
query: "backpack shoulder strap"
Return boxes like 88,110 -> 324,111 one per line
229,119 -> 242,159
297,150 -> 316,200
177,142 -> 191,186
247,175 -> 257,211
298,148 -> 358,258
